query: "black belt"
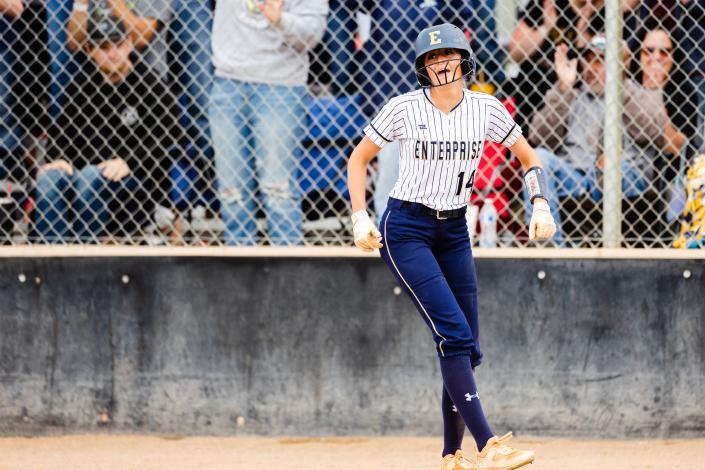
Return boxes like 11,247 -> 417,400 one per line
400,201 -> 467,220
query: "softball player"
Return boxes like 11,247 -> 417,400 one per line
347,24 -> 555,470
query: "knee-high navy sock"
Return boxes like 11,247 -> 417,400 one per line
441,385 -> 466,456
439,355 -> 494,452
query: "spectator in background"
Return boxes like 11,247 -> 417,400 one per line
628,4 -> 701,152
630,26 -> 694,158
627,25 -> 698,243
67,0 -> 173,78
34,14 -> 181,242
0,0 -> 23,178
209,0 -> 328,245
507,0 -> 640,134
359,0 -> 505,217
68,1 -> 195,239
526,35 -> 677,244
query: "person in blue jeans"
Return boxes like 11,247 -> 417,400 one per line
209,0 -> 327,245
34,14 -> 180,242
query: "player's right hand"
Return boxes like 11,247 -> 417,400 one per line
529,199 -> 556,241
351,210 -> 383,252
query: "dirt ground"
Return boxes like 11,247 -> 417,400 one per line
0,435 -> 703,470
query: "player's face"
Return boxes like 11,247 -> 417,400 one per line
424,48 -> 463,87
88,38 -> 133,77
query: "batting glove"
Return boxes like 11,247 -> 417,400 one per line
351,210 -> 383,252
529,200 -> 557,241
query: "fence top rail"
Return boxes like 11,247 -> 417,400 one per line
0,246 -> 703,260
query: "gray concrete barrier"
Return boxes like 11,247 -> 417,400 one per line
0,255 -> 703,438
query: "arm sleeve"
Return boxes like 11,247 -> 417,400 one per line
485,96 -> 523,148
274,0 -> 329,52
363,99 -> 402,149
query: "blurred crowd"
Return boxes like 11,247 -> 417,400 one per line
0,0 -> 703,247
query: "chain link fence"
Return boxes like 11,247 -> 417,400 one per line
0,0 -> 703,248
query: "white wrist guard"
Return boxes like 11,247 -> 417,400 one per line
524,166 -> 548,203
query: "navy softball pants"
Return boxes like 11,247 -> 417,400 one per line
379,198 -> 483,365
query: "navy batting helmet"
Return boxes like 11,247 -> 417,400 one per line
414,23 -> 475,88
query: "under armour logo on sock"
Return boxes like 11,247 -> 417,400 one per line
452,405 -> 458,412
465,392 -> 479,402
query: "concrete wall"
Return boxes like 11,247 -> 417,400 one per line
0,256 -> 703,438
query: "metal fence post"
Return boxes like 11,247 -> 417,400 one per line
603,0 -> 623,248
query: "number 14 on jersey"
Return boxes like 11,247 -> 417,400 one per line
455,169 -> 476,196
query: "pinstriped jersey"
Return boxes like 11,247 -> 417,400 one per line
364,89 -> 522,210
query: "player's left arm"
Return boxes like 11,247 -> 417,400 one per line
509,136 -> 557,241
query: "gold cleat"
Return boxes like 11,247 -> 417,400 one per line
476,432 -> 534,470
442,449 -> 478,470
